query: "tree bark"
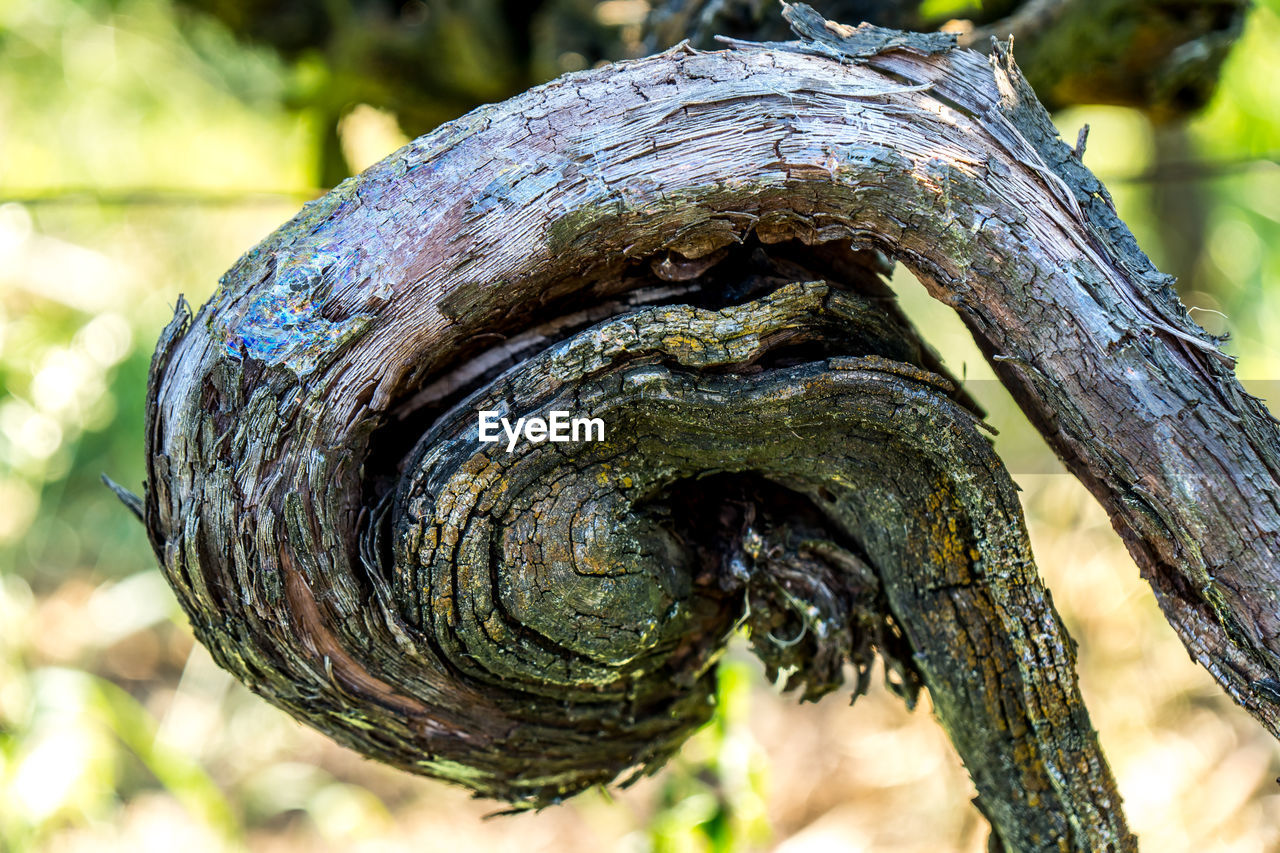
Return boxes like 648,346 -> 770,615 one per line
140,4 -> 1278,849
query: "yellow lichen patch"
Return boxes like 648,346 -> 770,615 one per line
661,333 -> 706,355
923,477 -> 972,575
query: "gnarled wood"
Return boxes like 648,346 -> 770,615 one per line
141,7 -> 1279,849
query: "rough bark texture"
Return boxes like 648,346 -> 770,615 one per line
140,5 -> 1280,850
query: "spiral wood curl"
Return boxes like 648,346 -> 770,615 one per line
140,11 -> 1144,850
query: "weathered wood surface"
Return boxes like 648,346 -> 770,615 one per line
141,5 -> 1280,848
391,280 -> 1129,847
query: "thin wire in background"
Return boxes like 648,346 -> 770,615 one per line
1,155 -> 1276,208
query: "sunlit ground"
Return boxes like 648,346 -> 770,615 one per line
4,0 -> 1280,850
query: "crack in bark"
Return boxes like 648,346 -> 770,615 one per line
138,10 -> 1274,849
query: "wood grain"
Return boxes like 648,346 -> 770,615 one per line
141,8 -> 1275,848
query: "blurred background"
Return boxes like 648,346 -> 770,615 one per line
2,0 -> 1280,850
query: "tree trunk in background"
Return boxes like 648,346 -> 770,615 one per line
647,0 -> 1248,118
175,0 -> 1247,183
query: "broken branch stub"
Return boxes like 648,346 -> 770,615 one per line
141,7 -> 1275,849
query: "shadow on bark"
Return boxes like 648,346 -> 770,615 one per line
130,4 -> 1280,850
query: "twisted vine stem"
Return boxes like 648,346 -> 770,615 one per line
138,5 -> 1280,849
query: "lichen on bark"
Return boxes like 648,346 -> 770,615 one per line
136,5 -> 1280,850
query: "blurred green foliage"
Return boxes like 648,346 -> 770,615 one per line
647,661 -> 771,853
1,0 -> 1279,850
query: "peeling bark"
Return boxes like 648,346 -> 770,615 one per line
139,6 -> 1280,850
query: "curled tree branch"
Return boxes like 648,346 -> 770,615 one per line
139,5 -> 1276,848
